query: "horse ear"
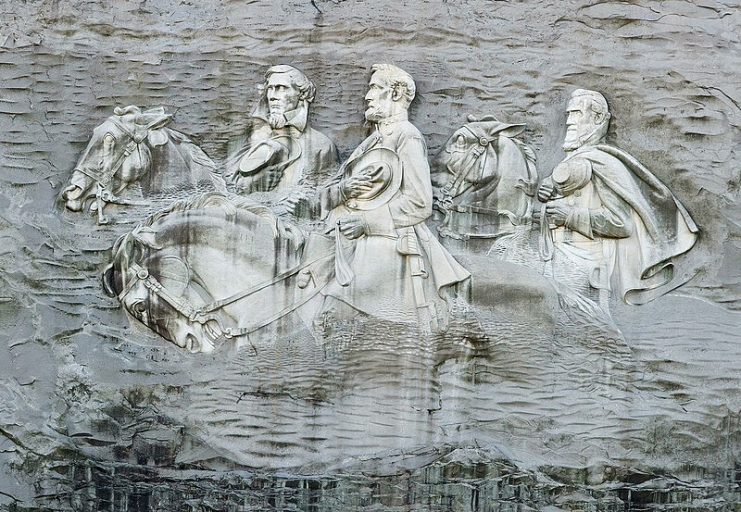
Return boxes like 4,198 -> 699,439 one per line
114,105 -> 141,117
490,123 -> 526,139
132,227 -> 161,249
102,264 -> 120,297
145,114 -> 173,130
136,112 -> 173,131
467,114 -> 500,123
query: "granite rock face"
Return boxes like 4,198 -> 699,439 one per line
0,1 -> 739,510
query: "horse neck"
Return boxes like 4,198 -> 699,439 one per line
142,130 -> 215,194
478,137 -> 533,217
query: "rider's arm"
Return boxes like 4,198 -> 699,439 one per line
359,133 -> 432,235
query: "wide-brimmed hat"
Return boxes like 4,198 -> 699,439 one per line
552,156 -> 592,195
344,147 -> 402,211
238,137 -> 294,176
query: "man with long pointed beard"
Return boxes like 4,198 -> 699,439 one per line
535,89 -> 698,309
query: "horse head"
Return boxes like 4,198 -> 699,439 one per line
63,106 -> 173,215
102,193 -> 305,353
433,115 -> 538,240
103,221 -> 223,354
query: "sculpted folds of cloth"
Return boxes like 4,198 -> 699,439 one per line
94,78 -> 701,354
225,65 -> 339,214
537,89 -> 698,306
300,64 -> 471,331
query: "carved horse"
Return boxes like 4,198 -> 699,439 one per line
102,193 -> 319,353
102,192 -> 618,353
62,106 -> 225,224
432,115 -> 538,243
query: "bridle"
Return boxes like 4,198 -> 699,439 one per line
92,116 -> 166,223
439,125 -> 494,201
117,250 -> 333,340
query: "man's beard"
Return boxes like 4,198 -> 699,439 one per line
562,126 -> 581,151
364,106 -> 385,123
268,111 -> 287,129
563,122 -> 607,151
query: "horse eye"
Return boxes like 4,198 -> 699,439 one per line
132,301 -> 147,314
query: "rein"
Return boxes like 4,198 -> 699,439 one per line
193,252 -> 333,317
94,117 -> 167,223
119,252 -> 333,339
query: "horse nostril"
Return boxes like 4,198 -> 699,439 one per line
184,334 -> 200,353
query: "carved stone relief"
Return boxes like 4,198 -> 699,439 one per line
224,65 -> 339,220
61,106 -> 225,224
99,70 -> 700,352
533,89 -> 698,310
1,2 -> 739,509
432,114 -> 538,242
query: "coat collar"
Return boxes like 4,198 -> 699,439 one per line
374,111 -> 408,136
252,100 -> 309,133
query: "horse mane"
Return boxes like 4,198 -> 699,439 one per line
143,129 -> 224,196
166,129 -> 217,173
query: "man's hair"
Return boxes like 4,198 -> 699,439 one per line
568,89 -> 611,145
371,64 -> 416,106
263,65 -> 316,103
570,89 -> 610,120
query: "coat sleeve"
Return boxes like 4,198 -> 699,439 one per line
318,172 -> 345,218
305,137 -> 340,218
564,159 -> 634,239
363,132 -> 433,234
308,135 -> 340,188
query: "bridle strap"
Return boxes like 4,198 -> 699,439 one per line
99,115 -> 165,190
442,125 -> 492,198
120,262 -> 196,318
196,252 -> 334,316
119,253 -> 334,339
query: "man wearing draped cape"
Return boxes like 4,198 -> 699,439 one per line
536,89 -> 698,308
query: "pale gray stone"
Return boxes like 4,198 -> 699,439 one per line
432,114 -> 538,241
224,65 -> 339,219
0,0 -> 738,510
61,106 -> 225,224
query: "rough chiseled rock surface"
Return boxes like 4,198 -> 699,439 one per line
0,0 -> 739,510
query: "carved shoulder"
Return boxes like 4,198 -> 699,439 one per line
578,146 -> 628,172
305,126 -> 338,155
398,120 -> 424,140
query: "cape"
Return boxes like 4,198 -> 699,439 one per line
580,144 -> 699,304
